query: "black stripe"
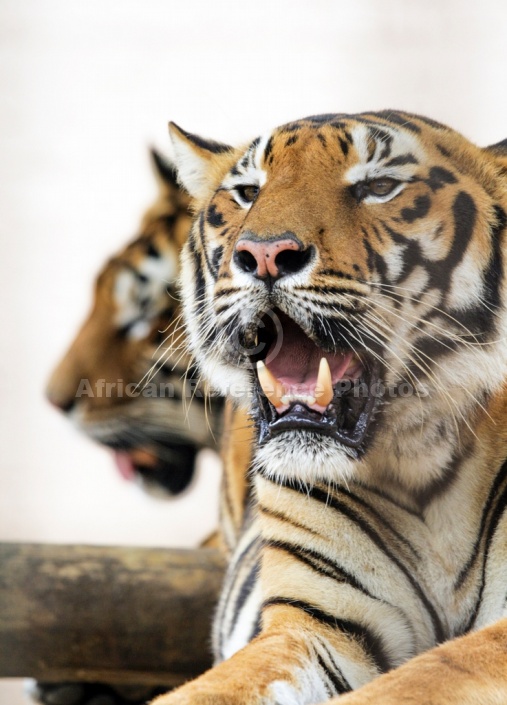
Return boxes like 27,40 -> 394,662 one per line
316,654 -> 349,695
381,222 -> 424,285
437,144 -> 451,158
402,112 -> 449,131
438,191 -> 477,291
175,125 -> 232,154
336,487 -> 421,561
264,136 -> 274,161
414,446 -> 472,510
258,504 -> 321,536
454,458 -> 507,590
214,287 -> 242,299
318,269 -> 355,281
207,203 -> 225,228
425,166 -> 457,192
218,535 -> 261,653
464,473 -> 507,631
228,560 -> 260,638
317,639 -> 352,692
280,481 -> 445,643
481,205 -> 506,326
198,210 -> 218,281
363,236 -> 389,283
187,231 -> 206,320
262,597 -> 392,672
385,154 -> 418,167
371,111 -> 422,134
300,285 -> 361,295
364,486 -> 423,520
400,195 -> 431,223
211,245 -> 224,276
338,136 -> 349,156
265,539 -> 383,603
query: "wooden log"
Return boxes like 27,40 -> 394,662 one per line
0,542 -> 225,686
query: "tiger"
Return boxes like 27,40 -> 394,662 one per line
46,148 -> 223,498
148,112 -> 507,705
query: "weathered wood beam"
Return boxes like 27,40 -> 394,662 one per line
0,542 -> 225,685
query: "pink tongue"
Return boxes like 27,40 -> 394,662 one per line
114,452 -> 136,481
266,317 -> 352,395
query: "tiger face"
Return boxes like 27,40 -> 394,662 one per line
46,150 -> 223,496
170,113 -> 507,491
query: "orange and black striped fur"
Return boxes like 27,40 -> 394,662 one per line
46,150 -> 223,497
147,112 -> 507,705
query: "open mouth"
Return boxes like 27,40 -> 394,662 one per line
113,444 -> 197,496
250,310 -> 380,452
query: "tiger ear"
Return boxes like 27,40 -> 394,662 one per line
168,122 -> 233,200
149,147 -> 179,190
483,138 -> 507,170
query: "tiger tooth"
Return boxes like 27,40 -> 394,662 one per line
256,360 -> 284,409
254,332 -> 259,347
316,357 -> 333,406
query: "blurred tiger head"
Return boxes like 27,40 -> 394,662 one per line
46,149 -> 223,496
169,113 -> 507,492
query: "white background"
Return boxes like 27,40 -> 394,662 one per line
1,1 -> 506,702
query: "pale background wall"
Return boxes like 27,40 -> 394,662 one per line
1,1 -> 506,702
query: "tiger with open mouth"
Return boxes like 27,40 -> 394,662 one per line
46,149 -> 223,498
148,111 -> 507,705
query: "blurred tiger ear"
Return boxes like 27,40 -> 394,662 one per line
484,138 -> 507,169
149,148 -> 179,189
168,122 -> 233,200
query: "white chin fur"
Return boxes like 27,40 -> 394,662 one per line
254,431 -> 358,485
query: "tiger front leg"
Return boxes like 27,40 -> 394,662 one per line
150,604 -> 381,705
152,605 -> 378,705
150,630 -> 311,705
334,617 -> 507,705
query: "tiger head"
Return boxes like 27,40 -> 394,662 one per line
46,149 -> 223,496
170,113 -> 507,494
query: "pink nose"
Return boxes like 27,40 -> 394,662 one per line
235,238 -> 302,279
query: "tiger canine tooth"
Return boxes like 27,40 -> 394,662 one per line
256,361 -> 284,409
316,357 -> 333,406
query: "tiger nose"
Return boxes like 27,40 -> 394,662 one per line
234,236 -> 309,280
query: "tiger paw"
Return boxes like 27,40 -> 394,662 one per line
26,680 -> 170,705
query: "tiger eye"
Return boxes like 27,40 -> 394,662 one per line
236,184 -> 259,203
367,177 -> 399,197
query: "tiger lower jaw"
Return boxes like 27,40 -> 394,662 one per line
253,357 -> 380,453
247,308 -> 382,458
254,431 -> 360,485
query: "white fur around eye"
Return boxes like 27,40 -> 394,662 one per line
114,270 -> 141,328
362,181 -> 406,204
127,319 -> 151,340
